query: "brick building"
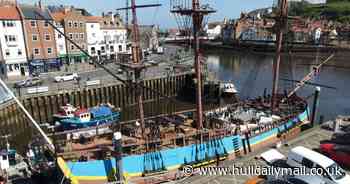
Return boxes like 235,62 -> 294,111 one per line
51,7 -> 89,64
19,4 -> 60,74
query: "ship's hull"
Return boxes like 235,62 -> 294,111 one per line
57,105 -> 310,184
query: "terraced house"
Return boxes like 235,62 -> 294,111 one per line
86,12 -> 127,63
51,7 -> 89,64
19,4 -> 60,74
50,11 -> 67,64
0,3 -> 28,77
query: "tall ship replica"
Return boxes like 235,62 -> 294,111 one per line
0,0 -> 333,184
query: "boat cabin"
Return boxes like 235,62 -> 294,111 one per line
57,104 -> 77,118
74,109 -> 91,123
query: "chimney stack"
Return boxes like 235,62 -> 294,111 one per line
38,0 -> 42,9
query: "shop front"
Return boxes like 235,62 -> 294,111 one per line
29,58 -> 62,75
67,53 -> 88,64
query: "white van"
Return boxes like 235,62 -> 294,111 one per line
287,146 -> 350,184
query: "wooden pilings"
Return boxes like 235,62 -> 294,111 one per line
0,74 -> 189,146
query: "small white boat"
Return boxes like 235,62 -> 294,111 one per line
221,82 -> 238,95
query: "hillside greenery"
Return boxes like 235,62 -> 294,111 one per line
289,0 -> 350,23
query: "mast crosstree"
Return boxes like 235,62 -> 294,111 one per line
170,0 -> 216,130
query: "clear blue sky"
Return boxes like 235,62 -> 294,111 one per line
19,0 -> 273,29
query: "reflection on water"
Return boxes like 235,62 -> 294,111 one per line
205,50 -> 350,121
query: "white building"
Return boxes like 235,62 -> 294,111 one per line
85,13 -> 127,63
86,16 -> 103,59
0,5 -> 28,77
51,12 -> 67,61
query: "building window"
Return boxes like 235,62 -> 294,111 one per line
92,33 -> 96,37
90,24 -> 94,28
119,45 -> 122,52
91,47 -> 95,54
68,21 -> 72,27
5,49 -> 10,56
45,34 -> 51,41
44,21 -> 49,27
80,33 -> 84,39
58,34 -> 62,39
81,44 -> 85,49
18,49 -> 22,56
33,48 -> 40,55
75,33 -> 79,39
71,45 -> 75,50
69,33 -> 73,39
30,20 -> 36,27
79,22 -> 83,27
47,47 -> 52,54
5,35 -> 16,42
8,64 -> 13,71
74,21 -> 78,28
110,46 -> 114,52
2,21 -> 15,27
101,46 -> 105,53
32,34 -> 38,41
59,45 -> 64,51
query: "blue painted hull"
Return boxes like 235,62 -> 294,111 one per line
60,107 -> 310,182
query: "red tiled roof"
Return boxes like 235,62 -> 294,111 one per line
85,16 -> 102,23
0,5 -> 20,20
51,11 -> 66,22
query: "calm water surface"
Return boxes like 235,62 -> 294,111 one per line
205,49 -> 350,121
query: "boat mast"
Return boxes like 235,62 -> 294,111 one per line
170,0 -> 215,130
129,0 -> 145,142
117,1 -> 161,144
271,0 -> 288,112
193,0 -> 203,129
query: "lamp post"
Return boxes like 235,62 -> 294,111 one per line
113,132 -> 123,183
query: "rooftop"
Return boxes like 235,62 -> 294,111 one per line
50,11 -> 65,22
85,16 -> 102,23
19,4 -> 52,20
0,5 -> 20,20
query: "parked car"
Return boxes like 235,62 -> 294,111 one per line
287,146 -> 350,184
245,176 -> 265,184
54,73 -> 79,82
13,77 -> 43,88
320,143 -> 350,167
286,175 -> 328,184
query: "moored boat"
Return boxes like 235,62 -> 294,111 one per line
57,104 -> 121,130
220,82 -> 238,96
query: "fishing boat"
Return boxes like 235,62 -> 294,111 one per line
57,104 -> 121,130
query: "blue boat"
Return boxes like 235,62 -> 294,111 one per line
58,104 -> 121,130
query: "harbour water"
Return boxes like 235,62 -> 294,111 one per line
205,49 -> 350,121
1,48 -> 350,150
